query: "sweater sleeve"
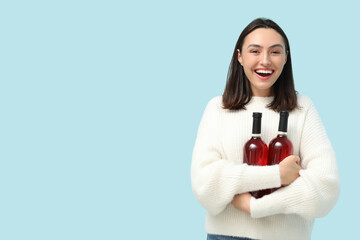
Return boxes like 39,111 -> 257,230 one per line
191,97 -> 281,216
250,98 -> 340,219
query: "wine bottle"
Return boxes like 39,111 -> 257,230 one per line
243,112 -> 268,199
268,110 -> 293,193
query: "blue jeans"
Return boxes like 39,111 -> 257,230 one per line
207,234 -> 256,240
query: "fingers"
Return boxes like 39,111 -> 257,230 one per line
294,155 -> 300,165
279,155 -> 301,186
282,155 -> 300,166
285,155 -> 299,163
231,193 -> 251,215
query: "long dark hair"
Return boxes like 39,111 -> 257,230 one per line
222,18 -> 298,112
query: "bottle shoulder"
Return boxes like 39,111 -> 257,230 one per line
269,135 -> 293,146
245,137 -> 268,148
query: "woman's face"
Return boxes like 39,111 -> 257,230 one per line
238,28 -> 287,97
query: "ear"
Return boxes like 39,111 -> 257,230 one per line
237,49 -> 243,66
284,50 -> 289,64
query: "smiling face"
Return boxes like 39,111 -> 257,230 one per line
238,28 -> 288,97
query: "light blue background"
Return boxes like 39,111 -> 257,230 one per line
1,0 -> 358,239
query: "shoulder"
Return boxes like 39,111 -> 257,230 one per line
296,94 -> 315,110
294,94 -> 322,121
200,96 -> 227,119
206,96 -> 224,111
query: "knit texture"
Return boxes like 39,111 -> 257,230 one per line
191,95 -> 340,240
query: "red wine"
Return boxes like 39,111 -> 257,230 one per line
268,110 -> 293,193
243,112 -> 268,198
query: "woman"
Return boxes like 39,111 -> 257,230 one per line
191,18 -> 340,240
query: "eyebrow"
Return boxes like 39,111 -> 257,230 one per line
247,44 -> 284,49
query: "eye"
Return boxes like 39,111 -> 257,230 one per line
271,51 -> 281,54
250,50 -> 260,54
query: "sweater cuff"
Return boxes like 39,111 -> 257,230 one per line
236,164 -> 281,193
250,180 -> 290,218
250,195 -> 282,218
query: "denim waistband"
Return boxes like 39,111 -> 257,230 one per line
207,234 -> 257,240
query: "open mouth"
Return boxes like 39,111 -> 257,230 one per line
255,69 -> 274,79
255,69 -> 274,77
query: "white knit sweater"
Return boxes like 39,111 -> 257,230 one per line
191,95 -> 340,240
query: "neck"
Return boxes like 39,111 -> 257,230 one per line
251,88 -> 274,97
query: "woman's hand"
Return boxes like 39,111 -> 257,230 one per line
231,192 -> 252,215
279,155 -> 301,186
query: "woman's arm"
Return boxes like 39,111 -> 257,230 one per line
249,99 -> 340,219
191,97 -> 282,216
232,155 -> 301,213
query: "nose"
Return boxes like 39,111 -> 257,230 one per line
261,53 -> 271,66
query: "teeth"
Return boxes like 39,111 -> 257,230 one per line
256,70 -> 273,74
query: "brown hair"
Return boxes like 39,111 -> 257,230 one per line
222,18 -> 298,112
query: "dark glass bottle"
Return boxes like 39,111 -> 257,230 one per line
243,112 -> 268,198
268,110 -> 293,193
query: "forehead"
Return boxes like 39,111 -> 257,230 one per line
243,28 -> 285,48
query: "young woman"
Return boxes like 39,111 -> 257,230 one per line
191,18 -> 340,240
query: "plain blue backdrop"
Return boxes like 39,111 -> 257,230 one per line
1,0 -> 358,239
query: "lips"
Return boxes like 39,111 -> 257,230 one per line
255,69 -> 274,80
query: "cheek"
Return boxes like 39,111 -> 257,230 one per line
241,54 -> 256,65
243,67 -> 254,78
274,58 -> 286,71
279,62 -> 286,73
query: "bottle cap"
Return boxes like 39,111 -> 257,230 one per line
252,112 -> 262,134
278,110 -> 289,132
253,112 -> 262,118
280,110 -> 289,118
